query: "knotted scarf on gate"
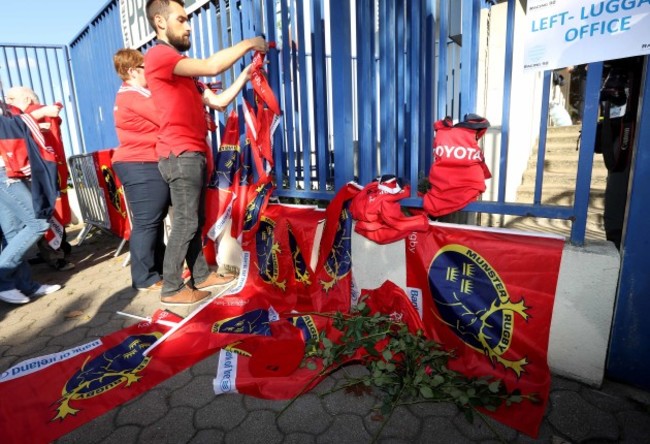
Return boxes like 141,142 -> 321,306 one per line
349,175 -> 429,244
405,222 -> 564,437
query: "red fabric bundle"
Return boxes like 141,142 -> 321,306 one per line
423,115 -> 491,217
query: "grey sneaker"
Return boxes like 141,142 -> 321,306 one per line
0,289 -> 30,304
31,284 -> 62,297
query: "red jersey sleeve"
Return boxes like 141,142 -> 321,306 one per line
145,44 -> 184,82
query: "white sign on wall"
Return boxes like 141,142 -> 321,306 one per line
523,0 -> 650,71
119,0 -> 212,49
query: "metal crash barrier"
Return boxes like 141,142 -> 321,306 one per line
68,151 -> 130,256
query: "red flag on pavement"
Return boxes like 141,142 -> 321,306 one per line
0,310 -> 183,444
405,222 -> 564,437
214,280 -> 424,399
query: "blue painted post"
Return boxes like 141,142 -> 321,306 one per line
310,0 -> 329,191
279,0 -> 298,191
423,0 -> 437,183
460,0 -> 474,117
407,0 -> 422,190
379,0 -> 397,175
497,0 -> 516,203
218,0 -> 234,89
534,71 -> 552,205
571,62 -> 603,245
294,0 -> 314,192
355,0 -> 376,185
395,0 -> 406,179
607,56 -> 650,390
264,0 -> 286,187
63,45 -> 86,154
330,0 -> 354,191
437,0 -> 448,122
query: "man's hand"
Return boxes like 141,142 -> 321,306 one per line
249,36 -> 269,53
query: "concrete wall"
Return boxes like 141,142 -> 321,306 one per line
352,227 -> 620,388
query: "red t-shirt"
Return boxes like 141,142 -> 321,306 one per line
112,84 -> 160,163
144,43 -> 208,158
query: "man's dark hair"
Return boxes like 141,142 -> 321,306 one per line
145,0 -> 185,31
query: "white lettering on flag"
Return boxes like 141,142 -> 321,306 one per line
214,350 -> 239,395
0,339 -> 102,383
406,287 -> 424,320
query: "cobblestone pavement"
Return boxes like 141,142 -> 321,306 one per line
1,226 -> 649,444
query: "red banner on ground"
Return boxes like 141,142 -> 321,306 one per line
0,310 -> 183,444
405,223 -> 564,437
214,280 -> 425,399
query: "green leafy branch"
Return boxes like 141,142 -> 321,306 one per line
282,298 -> 538,442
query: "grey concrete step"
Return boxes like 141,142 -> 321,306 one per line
482,125 -> 608,242
516,188 -> 605,209
519,172 -> 607,189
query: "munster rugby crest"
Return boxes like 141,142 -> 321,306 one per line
243,181 -> 272,232
212,309 -> 272,335
288,227 -> 311,285
320,208 -> 352,292
212,145 -> 240,189
100,165 -> 125,217
53,332 -> 161,421
428,245 -> 529,376
255,216 -> 287,290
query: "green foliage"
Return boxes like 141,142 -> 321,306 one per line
296,297 -> 537,442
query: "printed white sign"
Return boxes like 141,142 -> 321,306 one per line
524,0 -> 650,71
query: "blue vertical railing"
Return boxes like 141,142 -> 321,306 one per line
0,43 -> 83,156
59,0 -> 613,245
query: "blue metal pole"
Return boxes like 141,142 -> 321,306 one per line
330,0 -> 354,191
607,56 -> 650,390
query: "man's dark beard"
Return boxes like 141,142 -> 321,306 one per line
167,30 -> 191,52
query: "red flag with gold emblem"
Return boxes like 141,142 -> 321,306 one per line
93,149 -> 130,240
0,310 -> 184,444
405,222 -> 564,437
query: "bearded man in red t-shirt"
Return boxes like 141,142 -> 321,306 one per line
144,0 -> 267,305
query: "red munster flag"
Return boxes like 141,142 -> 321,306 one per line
405,222 -> 564,437
93,149 -> 131,240
0,310 -> 186,444
203,111 -> 240,264
214,280 -> 425,400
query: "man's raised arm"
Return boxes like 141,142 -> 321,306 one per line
173,36 -> 268,78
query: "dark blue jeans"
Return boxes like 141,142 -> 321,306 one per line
0,168 -> 49,293
158,152 -> 210,296
113,162 -> 170,289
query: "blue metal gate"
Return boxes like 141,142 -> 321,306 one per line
7,0 -> 649,388
0,43 -> 84,156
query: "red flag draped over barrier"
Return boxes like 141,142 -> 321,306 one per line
405,223 -> 564,437
0,310 -> 183,444
92,149 -> 131,240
